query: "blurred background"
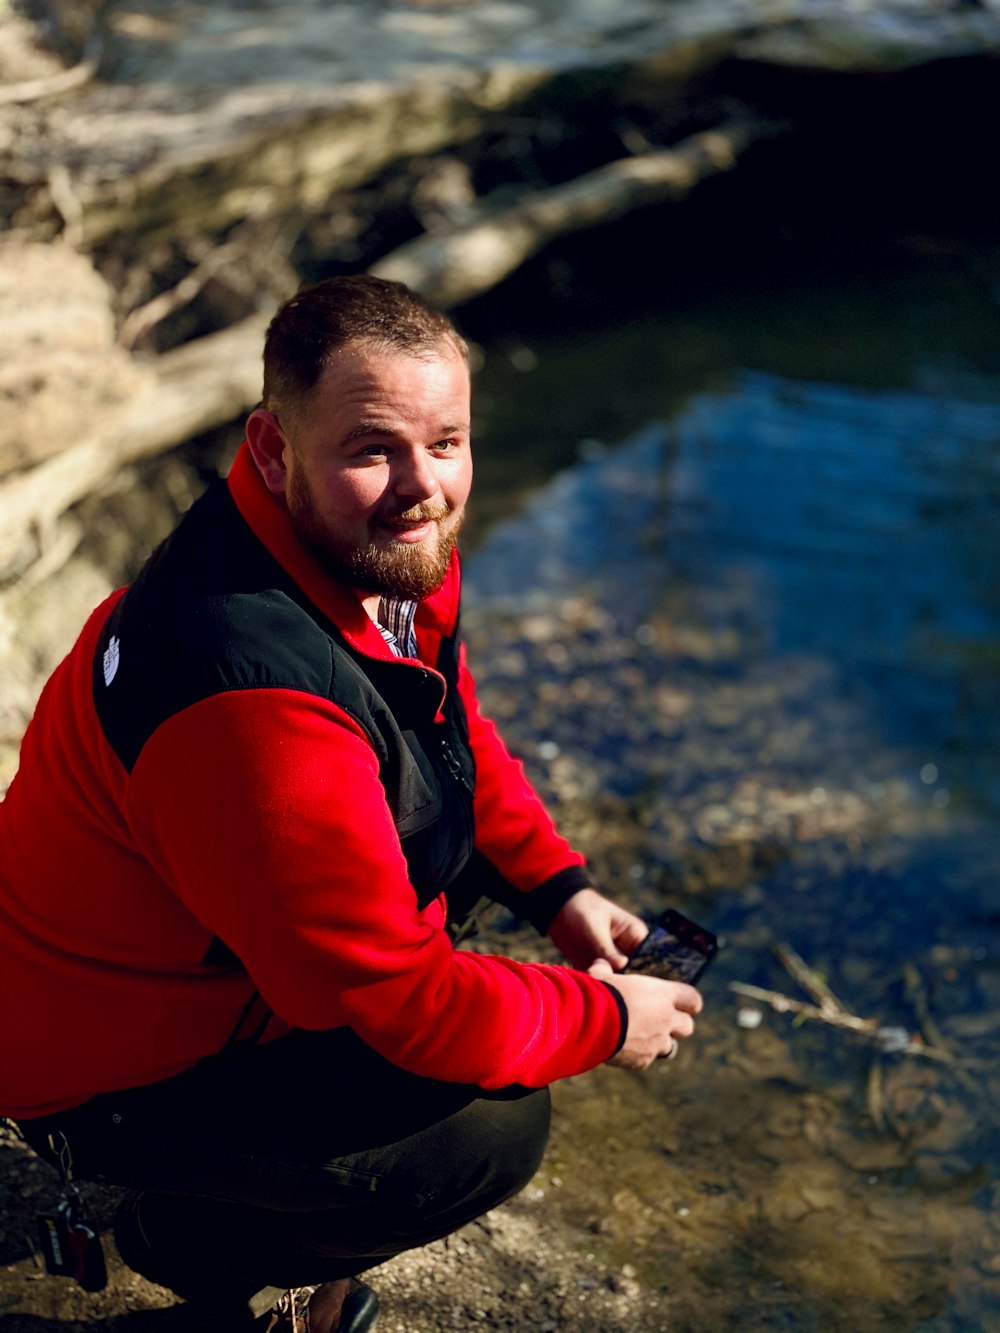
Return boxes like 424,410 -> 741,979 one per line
1,1 -> 999,1329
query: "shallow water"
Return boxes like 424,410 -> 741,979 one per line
462,240 -> 1000,1330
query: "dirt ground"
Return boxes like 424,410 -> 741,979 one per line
3,890 -> 999,1333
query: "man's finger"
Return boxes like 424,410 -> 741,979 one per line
603,946 -> 631,971
675,983 -> 704,1014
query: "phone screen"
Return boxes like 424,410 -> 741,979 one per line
625,909 -> 718,984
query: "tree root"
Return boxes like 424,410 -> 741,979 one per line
372,115 -> 788,307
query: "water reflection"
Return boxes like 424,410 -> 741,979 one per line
667,371 -> 1000,815
468,368 -> 1000,810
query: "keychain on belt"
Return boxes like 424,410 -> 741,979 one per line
36,1131 -> 108,1292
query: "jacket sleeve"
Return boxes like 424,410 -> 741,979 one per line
124,687 -> 623,1090
456,643 -> 592,929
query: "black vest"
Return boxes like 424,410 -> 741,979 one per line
92,481 -> 477,914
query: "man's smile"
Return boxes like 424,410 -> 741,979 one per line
379,518 -> 436,543
375,503 -> 451,543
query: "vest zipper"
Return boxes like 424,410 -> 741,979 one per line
439,736 -> 473,794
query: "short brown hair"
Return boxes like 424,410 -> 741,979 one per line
262,275 -> 466,423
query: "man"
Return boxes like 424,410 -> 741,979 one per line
0,276 -> 701,1332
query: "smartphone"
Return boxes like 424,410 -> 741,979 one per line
625,908 -> 718,984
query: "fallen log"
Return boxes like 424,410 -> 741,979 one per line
0,313 -> 269,586
0,115 -> 784,589
371,116 -> 786,307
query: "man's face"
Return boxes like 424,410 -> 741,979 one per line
274,340 -> 473,603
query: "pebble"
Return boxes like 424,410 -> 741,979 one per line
736,1005 -> 764,1029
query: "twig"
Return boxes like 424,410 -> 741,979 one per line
46,163 -> 84,248
901,963 -> 981,1095
731,981 -> 876,1034
866,1056 -> 887,1131
118,243 -> 241,349
118,208 -> 298,350
728,981 -> 960,1064
772,941 -> 848,1015
0,34 -> 102,108
902,962 -> 950,1049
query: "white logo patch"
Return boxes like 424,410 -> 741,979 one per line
102,634 -> 120,687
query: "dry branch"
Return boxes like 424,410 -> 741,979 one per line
371,116 -> 785,307
735,941 -> 986,1094
729,980 -> 953,1060
0,314 -> 269,585
0,35 -> 102,108
772,940 -> 849,1016
117,242 -> 245,350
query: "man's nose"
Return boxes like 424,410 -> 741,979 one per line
391,448 -> 439,502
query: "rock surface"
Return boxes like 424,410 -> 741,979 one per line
0,239 -> 151,472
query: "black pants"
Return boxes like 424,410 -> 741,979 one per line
19,1028 -> 550,1318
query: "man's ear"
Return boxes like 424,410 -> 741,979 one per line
246,408 -> 290,496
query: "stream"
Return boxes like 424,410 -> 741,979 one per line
459,230 -> 1000,1330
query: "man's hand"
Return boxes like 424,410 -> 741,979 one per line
589,958 -> 703,1069
548,887 -> 648,971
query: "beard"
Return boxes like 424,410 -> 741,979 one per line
287,469 -> 463,602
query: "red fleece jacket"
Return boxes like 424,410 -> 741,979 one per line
0,446 -> 624,1118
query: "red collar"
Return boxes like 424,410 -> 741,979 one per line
226,441 -> 460,664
